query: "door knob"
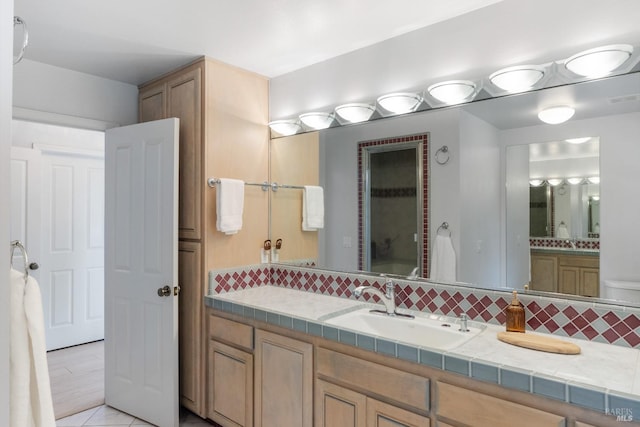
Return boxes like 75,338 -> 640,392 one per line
157,285 -> 171,297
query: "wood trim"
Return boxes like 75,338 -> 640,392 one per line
208,314 -> 253,351
207,340 -> 253,427
316,379 -> 367,427
366,397 -> 430,427
317,347 -> 429,414
254,329 -> 313,427
436,381 -> 565,427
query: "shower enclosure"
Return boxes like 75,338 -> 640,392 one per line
359,137 -> 425,277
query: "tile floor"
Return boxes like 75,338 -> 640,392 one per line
56,405 -> 214,426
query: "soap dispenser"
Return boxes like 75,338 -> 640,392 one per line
505,290 -> 525,333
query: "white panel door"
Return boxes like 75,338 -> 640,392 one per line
37,146 -> 105,350
10,147 -> 42,278
105,118 -> 179,427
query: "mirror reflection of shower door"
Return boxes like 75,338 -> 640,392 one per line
363,142 -> 423,276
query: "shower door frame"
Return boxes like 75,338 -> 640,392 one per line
358,133 -> 429,278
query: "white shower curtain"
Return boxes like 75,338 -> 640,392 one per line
10,268 -> 56,427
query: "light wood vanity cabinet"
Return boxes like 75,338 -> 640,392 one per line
436,382 -> 565,427
139,57 -> 269,417
530,251 -> 599,297
254,329 -> 313,427
207,314 -> 254,427
206,309 -> 616,427
530,253 -> 558,293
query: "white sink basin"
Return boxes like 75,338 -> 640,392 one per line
324,308 -> 483,350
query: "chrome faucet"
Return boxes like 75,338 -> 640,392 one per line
566,238 -> 577,250
354,276 -> 413,318
407,266 -> 419,280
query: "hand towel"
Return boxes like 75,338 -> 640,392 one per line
429,234 -> 457,282
556,223 -> 570,238
216,178 -> 245,235
10,268 -> 56,427
302,185 -> 324,231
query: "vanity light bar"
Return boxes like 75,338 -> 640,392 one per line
268,42 -> 638,137
529,176 -> 600,186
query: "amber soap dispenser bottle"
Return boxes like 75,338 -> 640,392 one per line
506,290 -> 525,333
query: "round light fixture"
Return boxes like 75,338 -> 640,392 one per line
489,65 -> 545,92
588,176 -> 600,184
565,137 -> 591,144
268,119 -> 301,136
299,112 -> 334,130
567,177 -> 583,185
377,92 -> 423,115
537,106 -> 575,124
334,103 -> 376,123
547,178 -> 563,186
565,44 -> 634,78
427,80 -> 477,105
529,179 -> 544,187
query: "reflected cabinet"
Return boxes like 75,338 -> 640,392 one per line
530,251 -> 599,297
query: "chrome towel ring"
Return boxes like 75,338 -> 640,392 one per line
435,145 -> 450,165
13,16 -> 29,65
437,222 -> 452,237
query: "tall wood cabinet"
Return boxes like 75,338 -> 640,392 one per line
138,57 -> 269,416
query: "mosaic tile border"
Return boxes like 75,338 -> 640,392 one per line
205,296 -> 640,417
208,264 -> 640,348
530,237 -> 600,251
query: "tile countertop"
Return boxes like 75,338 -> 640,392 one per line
205,286 -> 640,415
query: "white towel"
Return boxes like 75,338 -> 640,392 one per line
556,223 -> 570,238
216,178 -> 245,235
10,268 -> 56,427
430,234 -> 457,282
302,185 -> 324,231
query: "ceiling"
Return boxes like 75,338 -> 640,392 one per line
12,0 -> 504,85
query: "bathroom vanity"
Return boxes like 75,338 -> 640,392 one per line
204,286 -> 638,427
530,249 -> 600,297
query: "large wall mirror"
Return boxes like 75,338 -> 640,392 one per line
269,71 -> 640,307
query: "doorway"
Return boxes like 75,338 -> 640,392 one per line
10,119 -> 106,418
358,134 -> 429,278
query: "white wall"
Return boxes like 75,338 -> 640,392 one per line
1,2 -> 14,424
13,59 -> 138,128
504,144 -> 530,287
458,110 -> 501,287
318,108 -> 461,274
500,112 -> 640,290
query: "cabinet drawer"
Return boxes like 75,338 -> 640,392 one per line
437,382 -> 565,427
208,314 -> 253,351
317,348 -> 429,414
558,255 -> 599,269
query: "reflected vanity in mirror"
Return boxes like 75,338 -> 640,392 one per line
269,71 -> 640,307
506,138 -> 601,297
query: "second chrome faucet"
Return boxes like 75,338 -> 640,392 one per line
354,276 -> 414,319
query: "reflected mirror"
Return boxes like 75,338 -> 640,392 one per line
506,138 -> 601,297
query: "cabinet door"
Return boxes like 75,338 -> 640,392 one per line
580,267 -> 600,297
178,241 -> 203,414
530,254 -> 557,293
559,266 -> 579,295
167,66 -> 203,240
366,398 -> 430,427
437,382 -> 565,427
316,380 -> 366,427
207,340 -> 253,427
254,330 -> 313,427
139,82 -> 166,123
